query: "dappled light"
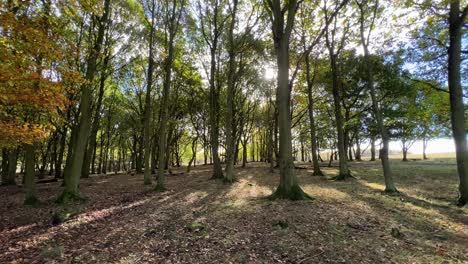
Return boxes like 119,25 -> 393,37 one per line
1,0 -> 467,262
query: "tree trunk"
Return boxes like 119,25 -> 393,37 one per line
328,52 -> 350,180
224,0 -> 238,183
82,51 -> 110,179
143,4 -> 156,186
187,137 -> 198,173
60,0 -> 111,202
370,137 -> 376,161
24,144 -> 38,205
305,55 -> 323,176
448,1 -> 468,205
5,148 -> 18,185
358,2 -> 397,192
355,129 -> 362,161
241,139 -> 247,168
422,137 -> 428,160
269,1 -> 309,199
157,1 -> 181,190
1,148 -> 8,183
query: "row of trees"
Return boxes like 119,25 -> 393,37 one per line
0,0 -> 466,205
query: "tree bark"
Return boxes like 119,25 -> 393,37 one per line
305,54 -> 323,176
60,0 -> 111,202
224,0 -> 238,183
157,0 -> 182,191
24,144 -> 38,205
143,0 -> 156,185
268,0 -> 309,200
448,1 -> 468,205
82,51 -> 110,179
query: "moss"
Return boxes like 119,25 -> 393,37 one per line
154,184 -> 166,192
273,219 -> 289,229
269,184 -> 314,201
223,176 -> 237,184
384,187 -> 399,194
56,191 -> 86,204
186,222 -> 205,232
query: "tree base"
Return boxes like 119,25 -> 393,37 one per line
457,196 -> 467,207
24,196 -> 40,206
383,187 -> 399,195
330,172 -> 353,181
210,173 -> 224,180
154,184 -> 166,192
223,176 -> 237,184
56,191 -> 86,204
312,170 -> 324,176
143,178 -> 152,185
269,184 -> 313,201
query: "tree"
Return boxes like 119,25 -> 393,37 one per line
448,1 -> 468,206
197,0 -> 226,179
264,0 -> 310,200
0,0 -> 71,203
405,0 -> 467,204
356,0 -> 397,192
142,0 -> 157,185
59,0 -> 112,203
156,0 -> 185,191
323,0 -> 352,180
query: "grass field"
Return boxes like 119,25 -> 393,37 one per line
0,155 -> 466,263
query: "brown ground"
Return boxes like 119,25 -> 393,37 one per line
0,159 -> 467,263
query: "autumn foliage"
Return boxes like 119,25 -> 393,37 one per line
0,1 -> 74,147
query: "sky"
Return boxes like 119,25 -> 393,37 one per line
388,138 -> 456,154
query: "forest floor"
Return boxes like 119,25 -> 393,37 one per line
0,158 -> 467,263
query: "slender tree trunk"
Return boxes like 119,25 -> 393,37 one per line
5,148 -> 18,185
328,52 -> 350,179
224,0 -> 238,183
187,137 -> 198,173
157,1 -> 182,190
448,1 -> 468,205
143,1 -> 156,185
305,55 -> 323,176
370,137 -> 376,161
1,149 -> 8,183
355,129 -> 362,161
422,137 -> 428,160
82,51 -> 109,179
358,2 -> 397,192
242,139 -> 248,168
